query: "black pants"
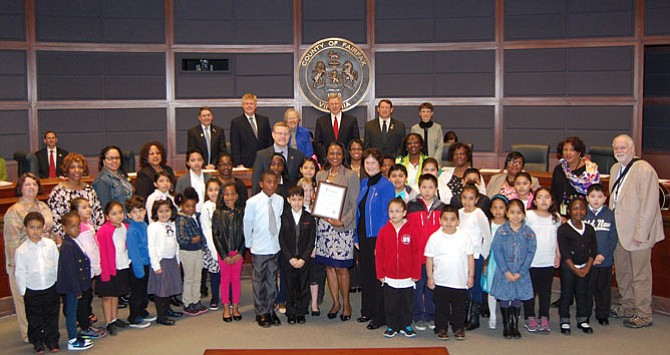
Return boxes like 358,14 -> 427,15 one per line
559,263 -> 591,322
25,285 -> 60,347
154,296 -> 170,322
588,266 -> 612,320
349,248 -> 360,288
434,286 -> 467,333
284,258 -> 311,316
128,264 -> 150,322
76,289 -> 93,330
359,235 -> 384,324
523,266 -> 554,319
383,285 -> 414,332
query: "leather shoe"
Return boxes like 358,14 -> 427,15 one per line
157,319 -> 175,326
577,322 -> 593,334
349,287 -> 357,293
257,314 -> 271,328
287,316 -> 297,324
297,315 -> 306,324
233,314 -> 242,321
597,318 -> 609,325
222,314 -> 233,323
356,316 -> 371,323
340,314 -> 351,321
311,308 -> 321,317
327,305 -> 341,319
367,321 -> 384,330
270,312 -> 281,326
560,323 -> 571,335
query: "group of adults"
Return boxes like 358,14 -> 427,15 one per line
3,91 -> 665,342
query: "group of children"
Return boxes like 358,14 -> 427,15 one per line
14,147 -> 618,352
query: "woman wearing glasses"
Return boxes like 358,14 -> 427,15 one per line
487,151 -> 540,199
93,145 -> 134,209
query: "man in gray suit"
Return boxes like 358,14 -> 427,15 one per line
363,99 -> 405,158
608,134 -> 665,328
251,121 -> 304,194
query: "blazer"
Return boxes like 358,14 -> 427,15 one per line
313,113 -> 359,164
289,125 -> 315,158
56,235 -> 92,296
410,122 -> 443,161
355,176 -> 395,243
229,113 -> 273,168
36,147 -> 69,178
251,145 -> 304,195
174,171 -> 211,195
609,160 -> 665,251
364,118 -> 406,158
186,124 -> 227,166
279,208 -> 316,262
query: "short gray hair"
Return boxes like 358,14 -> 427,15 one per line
612,134 -> 634,149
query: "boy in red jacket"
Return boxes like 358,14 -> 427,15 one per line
376,198 -> 422,338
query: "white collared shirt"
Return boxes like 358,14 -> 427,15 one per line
246,114 -> 258,131
14,237 -> 59,295
189,169 -> 206,212
379,117 -> 391,131
330,113 -> 342,127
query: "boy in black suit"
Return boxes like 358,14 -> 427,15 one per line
279,185 -> 316,324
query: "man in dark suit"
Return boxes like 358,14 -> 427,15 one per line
364,99 -> 406,158
186,106 -> 227,169
229,93 -> 273,168
313,94 -> 360,164
36,131 -> 69,178
251,121 -> 304,194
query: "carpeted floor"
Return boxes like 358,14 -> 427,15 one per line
1,279 -> 668,355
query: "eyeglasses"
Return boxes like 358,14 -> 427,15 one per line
105,156 -> 121,161
507,160 -> 523,166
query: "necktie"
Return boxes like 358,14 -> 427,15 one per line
249,117 -> 258,139
49,150 -> 56,178
382,120 -> 388,140
268,199 -> 278,235
333,117 -> 339,140
204,128 -> 211,164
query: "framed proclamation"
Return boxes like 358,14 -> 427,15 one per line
312,181 -> 348,220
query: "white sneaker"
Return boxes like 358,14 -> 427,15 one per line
488,318 -> 496,329
68,338 -> 93,351
414,320 -> 428,331
427,320 -> 436,330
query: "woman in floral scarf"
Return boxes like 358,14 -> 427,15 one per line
550,137 -> 600,216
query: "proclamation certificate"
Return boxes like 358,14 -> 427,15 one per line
312,181 -> 348,220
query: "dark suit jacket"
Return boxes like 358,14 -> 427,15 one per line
186,124 -> 227,166
229,114 -> 273,168
279,208 -> 316,262
251,145 -> 304,194
364,118 -> 406,158
313,113 -> 359,164
36,147 -> 69,178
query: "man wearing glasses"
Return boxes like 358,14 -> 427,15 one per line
251,121 -> 305,194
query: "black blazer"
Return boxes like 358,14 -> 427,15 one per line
251,146 -> 304,194
363,118 -> 406,158
279,208 -> 316,262
313,113 -> 359,164
36,147 -> 69,178
186,124 -> 227,166
229,114 -> 273,168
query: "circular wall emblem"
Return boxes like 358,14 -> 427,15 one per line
298,38 -> 371,113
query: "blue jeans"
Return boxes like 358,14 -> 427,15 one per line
413,265 -> 434,322
64,293 -> 79,340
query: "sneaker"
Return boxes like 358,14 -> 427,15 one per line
105,322 -> 117,336
142,311 -> 157,322
46,343 -> 59,353
79,327 -> 105,339
437,328 -> 449,340
33,343 -> 45,354
454,329 -> 465,340
67,338 -> 93,351
183,304 -> 198,316
128,319 -> 151,329
167,308 -> 184,318
623,316 -> 653,329
383,327 -> 397,338
427,320 -> 436,330
113,319 -> 129,328
538,317 -> 551,333
524,317 -> 539,332
414,320 -> 428,331
399,326 -> 416,338
610,305 -> 634,319
209,299 -> 219,311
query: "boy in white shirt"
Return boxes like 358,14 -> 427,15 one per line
15,212 -> 60,353
425,205 -> 474,341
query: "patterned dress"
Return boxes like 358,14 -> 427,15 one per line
47,183 -> 104,238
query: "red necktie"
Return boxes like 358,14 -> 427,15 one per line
333,117 -> 339,140
49,150 -> 56,178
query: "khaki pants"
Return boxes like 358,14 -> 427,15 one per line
179,249 -> 203,307
613,242 -> 653,319
7,267 -> 29,342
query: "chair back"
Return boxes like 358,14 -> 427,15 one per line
13,151 -> 39,176
511,144 -> 550,172
123,150 -> 136,173
589,146 -> 616,175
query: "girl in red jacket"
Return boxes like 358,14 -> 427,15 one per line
375,198 -> 422,338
